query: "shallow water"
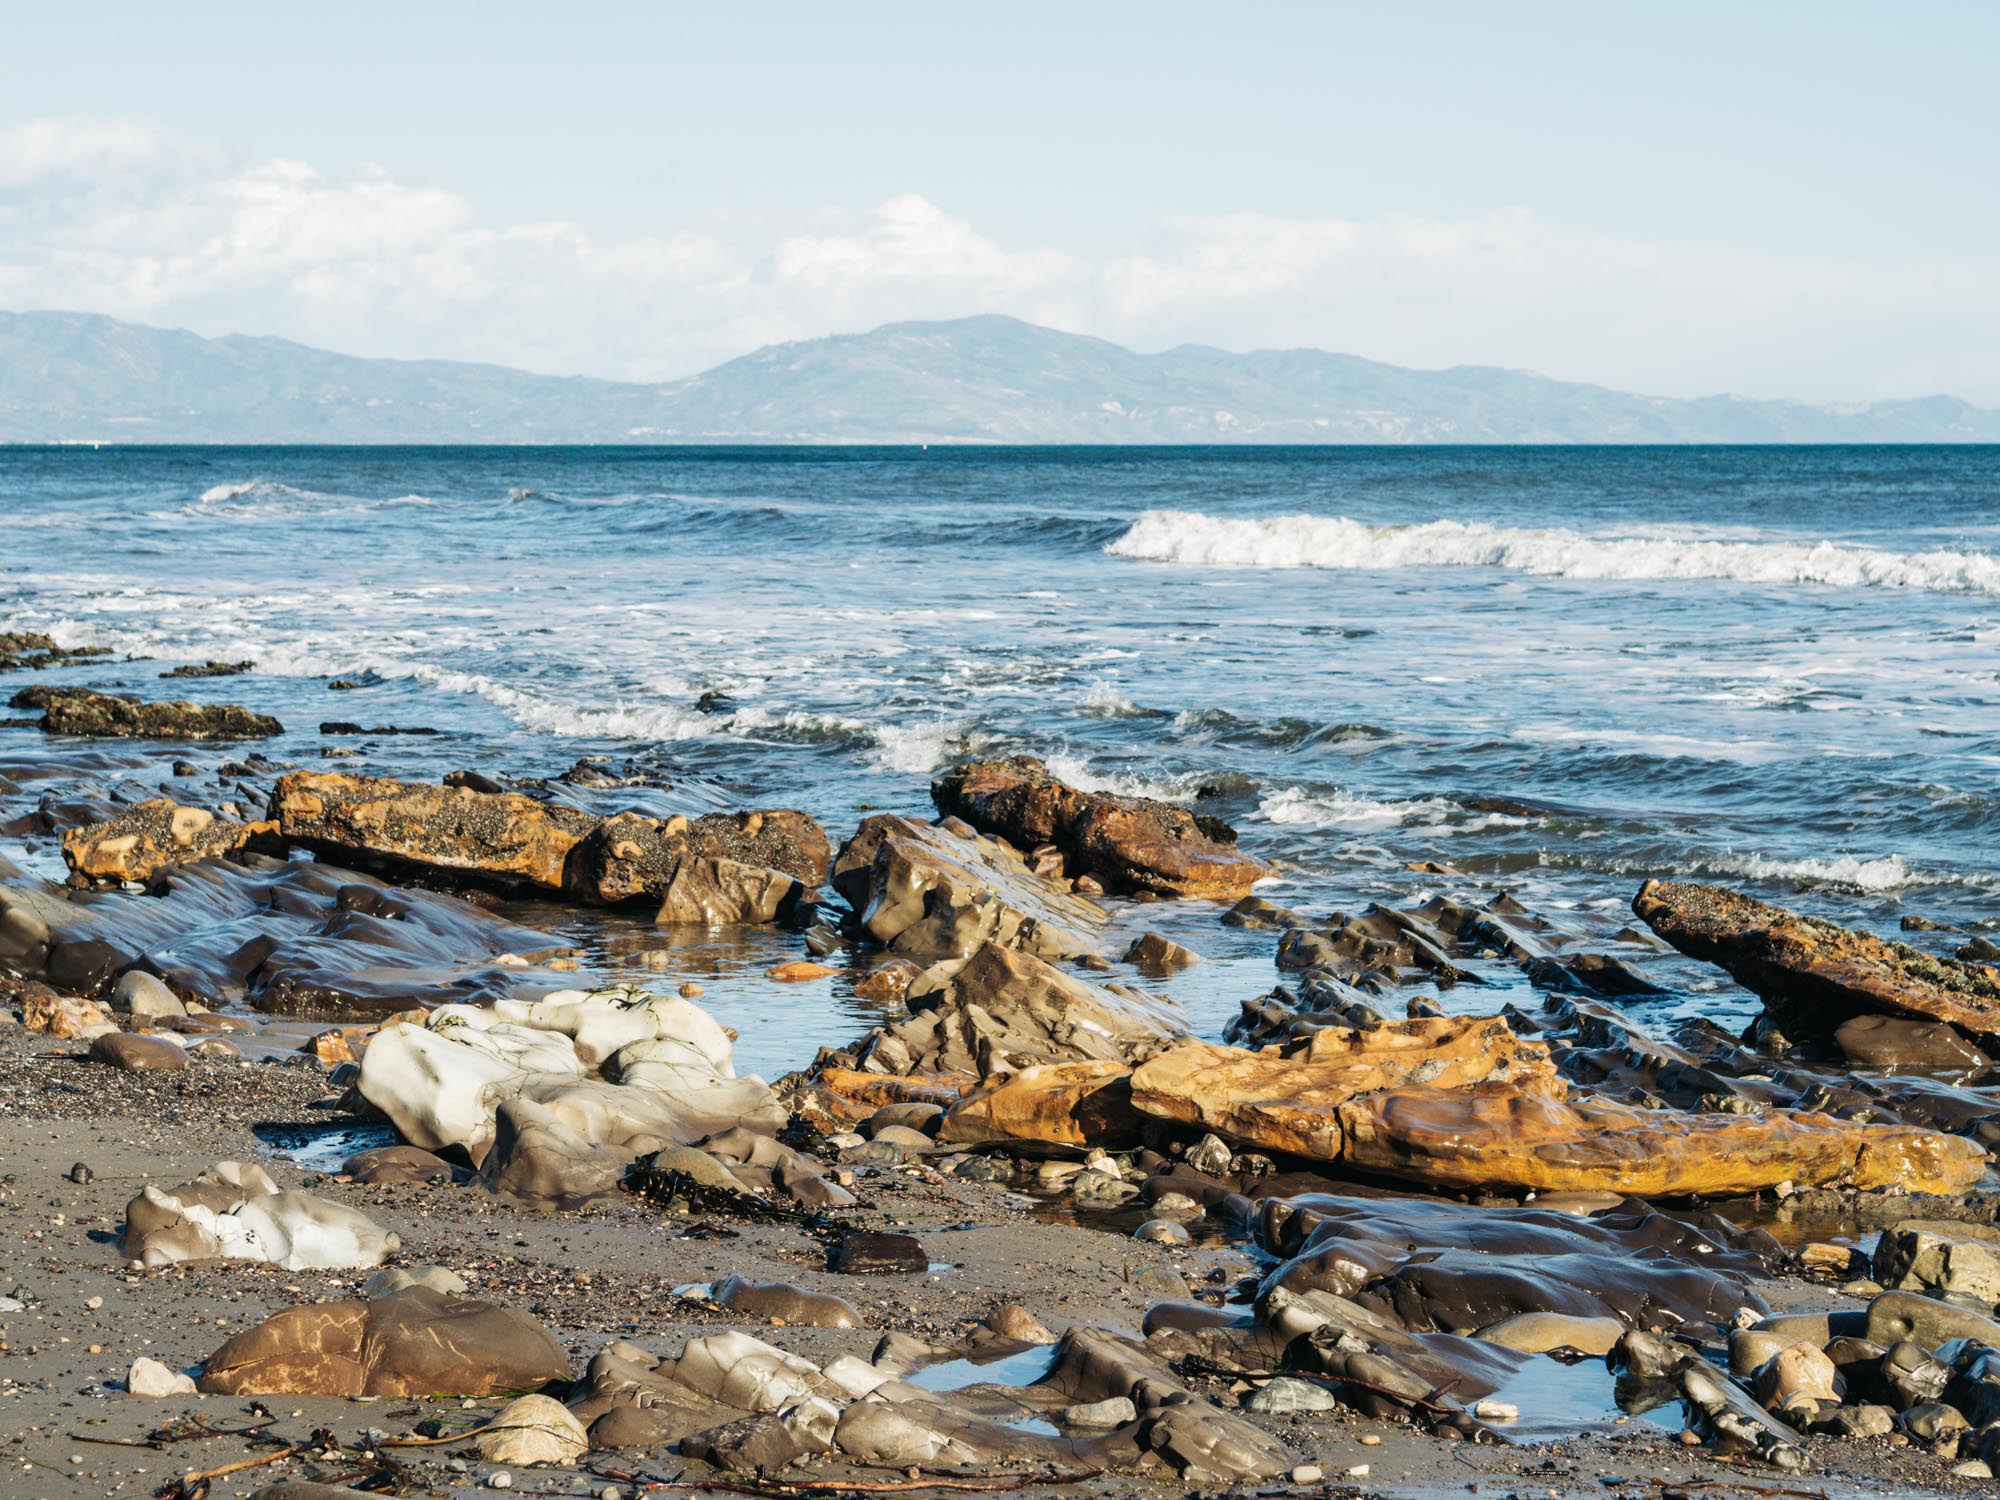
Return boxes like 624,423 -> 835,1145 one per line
3,445 -> 1996,1068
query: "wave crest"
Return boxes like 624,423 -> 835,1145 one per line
1107,510 -> 2000,596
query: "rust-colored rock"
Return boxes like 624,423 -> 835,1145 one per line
1334,1082 -> 1988,1198
1127,1016 -> 1559,1160
269,772 -> 826,908
197,1285 -> 569,1396
305,1026 -> 375,1066
932,755 -> 1274,898
831,813 -> 1106,961
937,1060 -> 1144,1148
62,799 -> 278,884
1634,879 -> 2000,1040
22,989 -> 113,1037
38,689 -> 281,740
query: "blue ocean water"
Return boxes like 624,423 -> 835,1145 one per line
3,445 -> 1996,1070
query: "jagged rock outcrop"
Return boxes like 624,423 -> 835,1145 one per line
832,813 -> 1106,961
932,755 -> 1273,898
62,799 -> 279,884
841,941 -> 1182,1078
937,1060 -> 1146,1149
32,689 -> 281,740
269,771 -> 827,910
1635,879 -> 2000,1040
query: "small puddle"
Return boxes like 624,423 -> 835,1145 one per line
1476,1353 -> 1687,1442
905,1343 -> 1062,1393
252,1120 -> 398,1173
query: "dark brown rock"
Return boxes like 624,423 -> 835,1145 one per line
834,1231 -> 928,1275
1635,879 -> 2000,1040
88,1032 -> 189,1072
38,689 -> 281,740
933,755 -> 1273,898
197,1286 -> 569,1396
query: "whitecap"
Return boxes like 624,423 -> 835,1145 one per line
1106,510 -> 2000,597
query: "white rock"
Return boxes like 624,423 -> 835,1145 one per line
126,1357 -> 196,1397
667,1331 -> 828,1412
1291,1465 -> 1324,1485
112,972 -> 186,1019
1472,1399 -> 1520,1421
475,1394 -> 588,1467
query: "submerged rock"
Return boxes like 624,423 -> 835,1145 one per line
62,798 -> 280,885
197,1285 -> 568,1397
1634,879 -> 2000,1040
932,755 -> 1274,898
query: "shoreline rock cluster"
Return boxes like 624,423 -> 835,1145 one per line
4,715 -> 2000,1493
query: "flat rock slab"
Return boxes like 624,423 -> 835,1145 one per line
834,1232 -> 928,1275
933,754 -> 1273,898
1335,1081 -> 1988,1198
36,689 -> 281,740
1635,878 -> 2000,1040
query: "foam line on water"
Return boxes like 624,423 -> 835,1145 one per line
1107,510 -> 2000,596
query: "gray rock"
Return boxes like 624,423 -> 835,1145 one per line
1244,1376 -> 1340,1414
112,971 -> 186,1018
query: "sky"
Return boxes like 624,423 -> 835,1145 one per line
4,2 -> 1998,403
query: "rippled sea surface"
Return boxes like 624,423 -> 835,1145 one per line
3,445 -> 1995,1070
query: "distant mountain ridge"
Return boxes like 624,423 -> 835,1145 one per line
4,308 -> 1997,444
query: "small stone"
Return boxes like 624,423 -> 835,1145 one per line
488,1474 -> 514,1490
85,1295 -> 103,1309
767,960 -> 837,982
126,1357 -> 196,1397
1953,1460 -> 1994,1479
1133,1219 -> 1190,1245
1244,1377 -> 1339,1414
1062,1396 -> 1137,1429
835,1231 -> 927,1275
1290,1465 -> 1323,1485
1473,1399 -> 1520,1420
1345,1464 -> 1371,1478
68,1163 -> 93,1185
678,982 -> 704,998
1360,1433 -> 1382,1446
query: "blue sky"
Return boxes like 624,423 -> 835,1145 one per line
4,2 -> 1996,400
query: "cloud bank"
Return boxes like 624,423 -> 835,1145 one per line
3,115 -> 1996,403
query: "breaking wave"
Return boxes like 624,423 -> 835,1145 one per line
1107,510 -> 2000,596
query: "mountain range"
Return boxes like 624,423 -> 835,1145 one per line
4,308 -> 1997,445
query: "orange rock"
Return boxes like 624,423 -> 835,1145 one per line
1335,1082 -> 1988,1198
1126,1016 -> 1559,1160
852,960 -> 922,1004
22,990 -> 113,1038
933,756 -> 1274,898
937,1061 -> 1143,1148
62,800 -> 278,884
766,960 -> 838,983
269,771 -> 827,908
305,1026 -> 376,1066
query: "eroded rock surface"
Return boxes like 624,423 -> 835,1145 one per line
932,755 -> 1273,898
1635,879 -> 2000,1040
62,798 -> 279,884
270,771 -> 826,908
35,689 -> 282,740
120,1161 -> 399,1270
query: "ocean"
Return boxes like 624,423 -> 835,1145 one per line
3,444 -> 1996,1075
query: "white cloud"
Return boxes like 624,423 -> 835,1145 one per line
2,114 -> 1997,402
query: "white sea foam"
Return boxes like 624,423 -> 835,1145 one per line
199,480 -> 260,502
1107,510 -> 2000,596
1257,785 -> 1528,835
1723,852 -> 1921,893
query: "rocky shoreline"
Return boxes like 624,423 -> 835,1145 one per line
3,666 -> 2000,1500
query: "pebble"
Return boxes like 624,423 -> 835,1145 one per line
488,1474 -> 514,1490
678,982 -> 704,998
1473,1399 -> 1520,1420
84,1296 -> 103,1310
1345,1464 -> 1371,1478
1291,1465 -> 1323,1484
1133,1219 -> 1190,1245
1953,1460 -> 1994,1479
1360,1433 -> 1381,1446
68,1163 -> 93,1184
